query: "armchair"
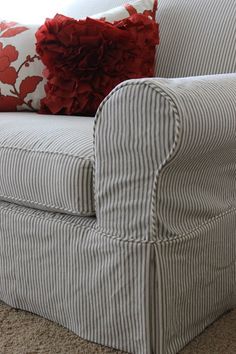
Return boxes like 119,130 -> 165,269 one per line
95,74 -> 236,353
0,0 -> 235,353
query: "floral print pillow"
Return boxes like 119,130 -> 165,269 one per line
0,21 -> 46,111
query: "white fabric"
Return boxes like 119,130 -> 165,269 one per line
92,0 -> 156,22
64,0 -> 128,18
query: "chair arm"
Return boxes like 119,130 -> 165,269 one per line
94,74 -> 236,241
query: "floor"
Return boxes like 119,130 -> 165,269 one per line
0,301 -> 235,354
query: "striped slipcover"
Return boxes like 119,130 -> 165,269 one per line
1,75 -> 235,354
94,74 -> 236,353
156,0 -> 236,77
0,1 -> 235,354
0,113 -> 95,216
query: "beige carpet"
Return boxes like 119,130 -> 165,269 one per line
0,301 -> 235,354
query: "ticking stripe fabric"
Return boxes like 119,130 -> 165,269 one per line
0,201 -> 153,354
0,201 -> 235,354
0,112 -> 95,216
95,79 -> 178,241
153,212 -> 236,354
95,73 -> 236,242
152,74 -> 236,239
155,0 -> 236,77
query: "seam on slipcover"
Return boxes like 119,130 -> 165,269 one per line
94,79 -> 180,131
0,195 -> 95,215
94,79 -> 182,239
0,145 -> 94,162
0,202 -> 235,245
0,202 -> 235,246
156,206 -> 236,244
150,98 -> 181,241
0,201 -> 236,244
0,147 -> 94,215
94,206 -> 236,243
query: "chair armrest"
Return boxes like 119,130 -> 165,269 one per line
94,74 -> 236,241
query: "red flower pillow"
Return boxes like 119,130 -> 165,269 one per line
0,22 -> 45,111
36,5 -> 159,115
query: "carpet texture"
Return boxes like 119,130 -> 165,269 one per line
0,301 -> 235,354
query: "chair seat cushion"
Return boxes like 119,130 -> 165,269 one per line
0,112 -> 95,215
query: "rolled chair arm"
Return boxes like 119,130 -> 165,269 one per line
94,74 -> 236,241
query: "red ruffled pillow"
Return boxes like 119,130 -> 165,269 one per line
36,13 -> 159,116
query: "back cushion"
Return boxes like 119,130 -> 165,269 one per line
64,0 -> 128,18
156,0 -> 236,78
1,1 -> 128,23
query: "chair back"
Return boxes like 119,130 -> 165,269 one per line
155,0 -> 235,77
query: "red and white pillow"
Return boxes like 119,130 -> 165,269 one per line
0,22 -> 46,111
0,0 -> 158,114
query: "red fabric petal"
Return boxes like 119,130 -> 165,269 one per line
124,4 -> 138,16
0,26 -> 28,38
0,44 -> 19,62
0,21 -> 17,32
0,56 -> 10,71
0,95 -> 22,111
0,66 -> 18,84
19,76 -> 43,99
